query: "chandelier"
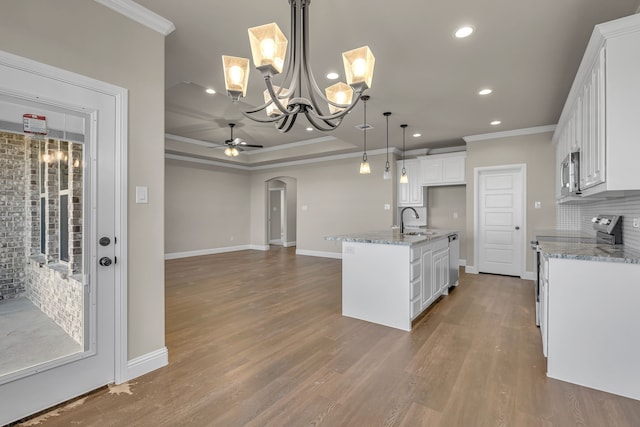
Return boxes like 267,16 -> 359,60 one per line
222,0 -> 375,132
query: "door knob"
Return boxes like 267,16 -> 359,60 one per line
99,257 -> 112,267
515,226 -> 520,230
99,237 -> 111,246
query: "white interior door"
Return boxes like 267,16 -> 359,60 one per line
269,189 -> 284,245
0,53 -> 120,425
477,166 -> 524,277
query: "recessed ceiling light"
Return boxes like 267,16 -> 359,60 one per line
326,72 -> 339,80
454,25 -> 474,38
478,88 -> 492,95
413,133 -> 421,138
306,127 -> 313,131
205,88 -> 216,94
490,120 -> 501,126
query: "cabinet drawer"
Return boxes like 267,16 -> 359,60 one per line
411,297 -> 422,319
411,261 -> 421,281
411,247 -> 421,262
432,238 -> 448,252
411,279 -> 421,300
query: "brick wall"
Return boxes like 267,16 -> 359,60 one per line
0,132 -> 27,300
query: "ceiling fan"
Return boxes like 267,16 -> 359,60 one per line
216,123 -> 263,156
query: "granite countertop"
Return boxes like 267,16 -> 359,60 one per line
540,241 -> 640,264
325,229 -> 458,246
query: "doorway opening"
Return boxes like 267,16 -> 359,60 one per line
266,177 -> 297,248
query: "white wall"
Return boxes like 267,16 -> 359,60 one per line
427,186 -> 467,260
250,154 -> 395,256
0,0 -> 166,360
164,153 -> 395,257
465,132 -> 557,272
165,159 -> 251,255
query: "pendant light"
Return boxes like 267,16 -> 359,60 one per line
400,124 -> 409,184
383,112 -> 392,180
359,95 -> 371,174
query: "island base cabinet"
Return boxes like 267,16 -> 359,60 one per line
546,258 -> 640,400
342,242 -> 412,331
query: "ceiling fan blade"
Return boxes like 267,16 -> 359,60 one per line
241,144 -> 264,148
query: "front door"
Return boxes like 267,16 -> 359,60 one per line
0,53 -> 120,425
477,166 -> 524,277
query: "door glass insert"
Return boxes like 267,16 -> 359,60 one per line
0,128 -> 87,382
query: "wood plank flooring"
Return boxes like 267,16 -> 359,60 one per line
22,246 -> 640,426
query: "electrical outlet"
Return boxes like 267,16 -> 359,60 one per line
453,212 -> 459,219
633,218 -> 640,228
343,245 -> 355,255
230,235 -> 234,241
384,204 -> 391,210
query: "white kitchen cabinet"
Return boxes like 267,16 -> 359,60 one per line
419,246 -> 433,314
554,14 -> 640,199
397,159 -> 423,206
544,256 -> 640,400
418,152 -> 466,186
433,246 -> 450,296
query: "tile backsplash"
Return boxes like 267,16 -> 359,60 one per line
557,194 -> 640,250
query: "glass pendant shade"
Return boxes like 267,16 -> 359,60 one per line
400,171 -> 409,184
360,158 -> 371,174
222,55 -> 250,98
383,162 -> 391,180
325,82 -> 353,114
264,86 -> 290,117
342,46 -> 375,90
248,23 -> 288,74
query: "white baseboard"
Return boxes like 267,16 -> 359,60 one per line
164,245 -> 252,260
459,259 -> 467,267
522,271 -> 535,281
465,265 -> 479,274
119,346 -> 168,383
295,249 -> 342,259
269,240 -> 282,245
283,241 -> 297,248
249,244 -> 269,251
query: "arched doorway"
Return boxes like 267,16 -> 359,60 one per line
266,177 -> 297,248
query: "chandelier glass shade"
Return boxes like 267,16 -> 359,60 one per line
222,0 -> 375,132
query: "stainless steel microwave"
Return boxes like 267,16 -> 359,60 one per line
560,151 -> 581,196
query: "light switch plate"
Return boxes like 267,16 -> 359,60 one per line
534,201 -> 541,209
135,186 -> 148,204
633,218 -> 640,228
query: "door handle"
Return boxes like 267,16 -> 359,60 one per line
515,226 -> 520,230
99,257 -> 113,267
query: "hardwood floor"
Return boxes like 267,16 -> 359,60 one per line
23,246 -> 640,426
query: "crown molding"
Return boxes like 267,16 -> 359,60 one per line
166,133 -> 220,147
165,147 -> 400,171
94,0 -> 175,36
463,124 -> 556,143
244,135 -> 336,155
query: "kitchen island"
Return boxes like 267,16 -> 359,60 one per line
326,230 -> 459,331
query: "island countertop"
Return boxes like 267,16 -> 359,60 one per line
325,229 -> 458,246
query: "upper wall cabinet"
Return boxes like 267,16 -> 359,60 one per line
554,14 -> 640,199
418,152 -> 466,186
397,159 -> 423,206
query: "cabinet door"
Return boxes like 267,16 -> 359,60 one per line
420,159 -> 442,185
442,156 -> 465,184
397,160 -> 411,206
421,247 -> 433,309
398,160 -> 423,206
590,48 -> 605,188
407,160 -> 423,205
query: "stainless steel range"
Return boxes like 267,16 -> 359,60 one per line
592,214 -> 623,245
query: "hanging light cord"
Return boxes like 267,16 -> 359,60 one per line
401,124 -> 407,175
384,112 -> 391,171
363,97 -> 368,162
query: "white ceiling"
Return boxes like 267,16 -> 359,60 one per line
134,0 -> 640,166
